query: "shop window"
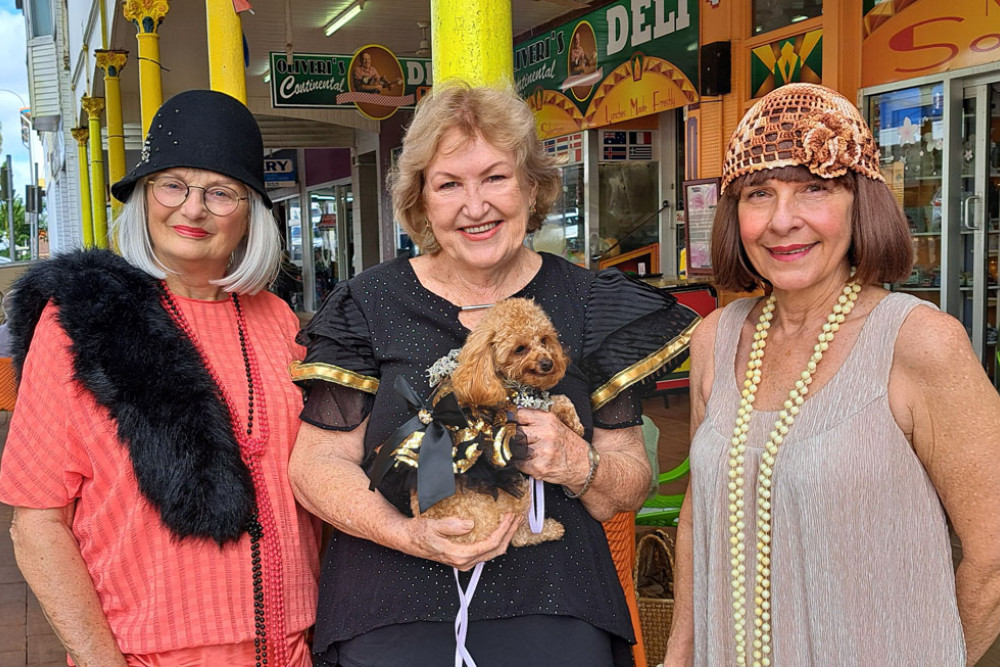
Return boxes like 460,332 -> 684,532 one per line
275,197 -> 305,311
533,133 -> 586,266
311,188 -> 339,306
596,161 -> 660,271
752,0 -> 822,36
868,84 -> 944,294
593,129 -> 660,276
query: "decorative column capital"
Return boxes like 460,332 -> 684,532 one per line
122,0 -> 170,35
95,49 -> 129,78
81,95 -> 105,117
71,127 -> 89,145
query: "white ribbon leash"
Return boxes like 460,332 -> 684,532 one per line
528,477 -> 545,534
451,478 -> 546,666
453,562 -> 483,667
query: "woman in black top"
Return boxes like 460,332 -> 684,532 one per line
289,83 -> 699,666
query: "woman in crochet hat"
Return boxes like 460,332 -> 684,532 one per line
663,83 -> 1000,666
0,90 -> 319,666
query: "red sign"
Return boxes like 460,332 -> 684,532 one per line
862,0 -> 1000,87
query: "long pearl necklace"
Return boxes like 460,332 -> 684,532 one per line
728,281 -> 861,666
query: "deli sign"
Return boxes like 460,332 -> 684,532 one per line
862,0 -> 1000,88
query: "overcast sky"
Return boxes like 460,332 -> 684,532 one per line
0,0 -> 44,196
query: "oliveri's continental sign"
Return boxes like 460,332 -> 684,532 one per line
514,0 -> 699,139
269,48 -> 433,120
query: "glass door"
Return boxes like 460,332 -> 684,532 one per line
868,83 -> 945,307
870,79 -> 1000,386
308,183 -> 355,309
961,82 -> 1000,382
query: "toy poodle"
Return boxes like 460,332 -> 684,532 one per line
413,297 -> 585,547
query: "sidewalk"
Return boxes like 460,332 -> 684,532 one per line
0,414 -> 66,666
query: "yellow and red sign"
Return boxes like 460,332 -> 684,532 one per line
862,0 -> 1000,88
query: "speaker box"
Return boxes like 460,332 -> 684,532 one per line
700,41 -> 731,97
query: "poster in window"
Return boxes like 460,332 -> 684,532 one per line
683,178 -> 720,276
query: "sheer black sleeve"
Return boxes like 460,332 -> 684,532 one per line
582,270 -> 700,429
292,281 -> 378,431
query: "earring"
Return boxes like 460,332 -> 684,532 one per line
529,200 -> 537,216
420,220 -> 438,250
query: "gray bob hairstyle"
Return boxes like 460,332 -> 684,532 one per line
112,179 -> 282,295
389,82 -> 562,254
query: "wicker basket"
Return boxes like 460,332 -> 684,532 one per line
634,528 -> 675,667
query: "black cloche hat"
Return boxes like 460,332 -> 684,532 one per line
111,89 -> 272,208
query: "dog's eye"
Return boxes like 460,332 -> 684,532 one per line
514,345 -> 527,355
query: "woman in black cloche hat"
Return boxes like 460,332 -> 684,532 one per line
0,90 -> 319,666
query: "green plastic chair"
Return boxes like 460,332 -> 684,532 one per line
635,458 -> 689,527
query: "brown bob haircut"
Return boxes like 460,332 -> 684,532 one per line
711,166 -> 913,292
389,82 -> 562,254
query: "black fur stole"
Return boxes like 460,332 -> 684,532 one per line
8,249 -> 254,544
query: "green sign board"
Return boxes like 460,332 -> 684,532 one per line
269,47 -> 433,120
513,0 -> 700,138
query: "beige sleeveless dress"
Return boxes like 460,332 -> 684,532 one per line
690,292 -> 965,666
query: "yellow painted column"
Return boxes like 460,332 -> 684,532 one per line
82,96 -> 108,249
122,0 -> 169,135
431,0 -> 513,86
206,0 -> 246,103
71,127 -> 94,248
95,49 -> 128,219
98,0 -> 108,49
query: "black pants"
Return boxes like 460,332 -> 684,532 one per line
319,614 -> 616,667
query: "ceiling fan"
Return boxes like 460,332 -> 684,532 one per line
398,20 -> 431,57
415,21 -> 431,57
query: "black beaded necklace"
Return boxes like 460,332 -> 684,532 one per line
157,282 -> 280,667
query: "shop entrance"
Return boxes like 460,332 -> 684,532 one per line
959,81 -> 1000,381
867,73 -> 1000,386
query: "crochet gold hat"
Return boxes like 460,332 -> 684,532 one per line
720,83 -> 884,193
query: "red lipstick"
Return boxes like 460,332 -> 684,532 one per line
173,226 -> 209,239
767,243 -> 815,261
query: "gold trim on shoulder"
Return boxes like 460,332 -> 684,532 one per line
289,360 -> 380,394
590,317 -> 701,411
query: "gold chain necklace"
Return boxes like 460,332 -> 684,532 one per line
728,281 -> 861,666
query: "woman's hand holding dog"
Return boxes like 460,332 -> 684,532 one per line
517,408 -> 591,489
406,513 -> 522,571
518,411 -> 651,522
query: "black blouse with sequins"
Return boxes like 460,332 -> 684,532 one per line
295,253 -> 698,664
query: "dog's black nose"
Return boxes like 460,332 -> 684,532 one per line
539,358 -> 553,372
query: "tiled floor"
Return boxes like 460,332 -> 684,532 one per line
0,414 -> 66,666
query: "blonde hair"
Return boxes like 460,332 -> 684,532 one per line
389,82 -> 561,253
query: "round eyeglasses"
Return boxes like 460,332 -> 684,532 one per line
147,177 -> 248,216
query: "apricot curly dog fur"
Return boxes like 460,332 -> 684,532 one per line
415,298 -> 584,547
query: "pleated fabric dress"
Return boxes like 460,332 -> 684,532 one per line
689,292 -> 965,666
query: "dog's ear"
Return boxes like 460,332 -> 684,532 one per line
452,327 -> 508,407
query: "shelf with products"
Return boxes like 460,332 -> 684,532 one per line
896,285 -> 940,291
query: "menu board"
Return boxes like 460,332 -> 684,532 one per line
683,178 -> 720,276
